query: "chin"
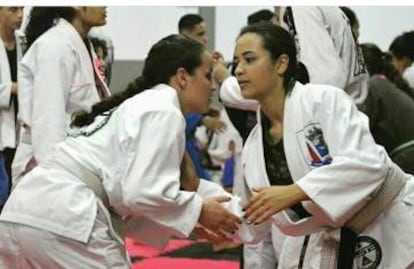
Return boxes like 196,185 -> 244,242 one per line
241,91 -> 255,100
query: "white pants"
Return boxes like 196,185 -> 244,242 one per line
0,206 -> 130,269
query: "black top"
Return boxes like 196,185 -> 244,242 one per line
6,46 -> 17,82
225,107 -> 257,144
261,113 -> 311,219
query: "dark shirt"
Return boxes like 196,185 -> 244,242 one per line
362,75 -> 414,174
6,47 -> 17,82
261,113 -> 310,219
6,47 -> 18,119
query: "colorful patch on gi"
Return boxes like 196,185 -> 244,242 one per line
304,124 -> 332,167
354,236 -> 382,269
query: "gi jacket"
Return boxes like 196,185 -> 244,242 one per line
1,85 -> 202,244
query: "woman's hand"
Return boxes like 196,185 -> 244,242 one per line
243,184 -> 308,225
198,196 -> 242,236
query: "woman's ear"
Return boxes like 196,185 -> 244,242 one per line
275,54 -> 290,75
176,67 -> 189,90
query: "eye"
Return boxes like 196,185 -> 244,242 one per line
205,71 -> 212,81
232,59 -> 239,68
245,56 -> 256,64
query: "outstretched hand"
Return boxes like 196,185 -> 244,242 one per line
198,196 -> 242,236
243,184 -> 308,225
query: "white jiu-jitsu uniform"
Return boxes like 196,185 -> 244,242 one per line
278,6 -> 369,105
222,81 -> 414,268
0,31 -> 23,152
11,18 -> 110,182
0,85 -> 251,268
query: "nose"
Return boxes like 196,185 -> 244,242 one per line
234,62 -> 243,77
210,78 -> 218,92
203,35 -> 208,45
17,7 -> 24,18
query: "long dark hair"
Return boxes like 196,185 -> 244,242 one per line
25,7 -> 77,49
72,34 -> 205,127
361,43 -> 414,99
237,23 -> 297,92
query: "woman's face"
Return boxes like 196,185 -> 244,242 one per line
79,7 -> 107,27
184,50 -> 215,114
0,7 -> 23,31
233,33 -> 280,101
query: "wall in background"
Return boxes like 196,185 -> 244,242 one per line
99,6 -> 198,60
22,6 -> 410,92
97,6 -> 414,62
215,6 -> 273,61
353,6 -> 414,51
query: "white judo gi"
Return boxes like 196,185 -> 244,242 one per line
12,18 -> 110,183
222,81 -> 414,268
0,84 -> 250,268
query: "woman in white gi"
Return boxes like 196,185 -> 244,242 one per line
12,7 -> 110,184
223,23 -> 414,268
0,6 -> 24,208
0,34 -> 243,268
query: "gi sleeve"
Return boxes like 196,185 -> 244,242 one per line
121,109 -> 203,238
30,42 -> 75,163
219,76 -> 259,111
295,88 -> 388,227
0,81 -> 12,108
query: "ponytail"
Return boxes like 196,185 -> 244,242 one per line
71,76 -> 151,127
25,7 -> 76,49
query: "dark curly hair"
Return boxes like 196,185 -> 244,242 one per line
25,7 -> 77,50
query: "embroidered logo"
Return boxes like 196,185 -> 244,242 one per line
304,124 -> 332,167
68,109 -> 115,138
354,236 -> 382,269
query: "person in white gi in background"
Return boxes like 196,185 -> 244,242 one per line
0,34 -> 244,268
11,6 -> 110,185
274,6 -> 369,106
0,6 -> 23,209
222,23 -> 414,269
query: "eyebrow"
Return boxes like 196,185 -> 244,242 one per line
241,51 -> 256,56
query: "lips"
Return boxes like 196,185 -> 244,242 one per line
238,80 -> 249,89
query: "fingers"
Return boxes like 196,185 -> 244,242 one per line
223,213 -> 243,233
243,193 -> 264,216
211,195 -> 232,203
252,187 -> 266,193
244,202 -> 273,225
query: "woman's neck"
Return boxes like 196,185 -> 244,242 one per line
71,17 -> 90,39
0,25 -> 16,49
259,85 -> 285,126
